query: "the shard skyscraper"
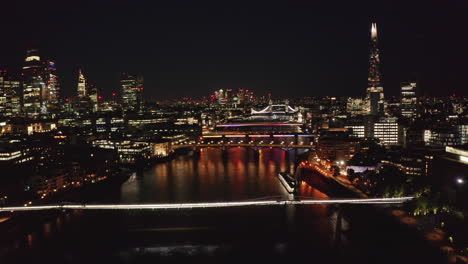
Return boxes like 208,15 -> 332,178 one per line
366,23 -> 384,115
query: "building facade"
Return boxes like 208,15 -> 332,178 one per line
401,82 -> 417,118
373,117 -> 401,145
0,71 -> 21,117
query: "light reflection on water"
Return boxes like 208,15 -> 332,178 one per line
120,148 -> 311,203
5,148 -> 347,262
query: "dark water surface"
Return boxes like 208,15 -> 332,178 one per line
0,148 -> 445,263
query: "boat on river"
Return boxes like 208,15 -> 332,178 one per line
278,172 -> 296,193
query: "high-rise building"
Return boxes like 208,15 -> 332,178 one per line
400,82 -> 417,118
225,88 -> 233,103
214,89 -> 225,103
121,73 -> 143,113
237,88 -> 245,104
22,49 -> 47,117
75,69 -> 98,113
88,84 -> 98,112
44,61 -> 60,113
366,23 -> 384,115
0,70 -> 21,117
77,68 -> 87,98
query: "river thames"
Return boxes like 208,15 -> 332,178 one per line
0,148 -> 445,263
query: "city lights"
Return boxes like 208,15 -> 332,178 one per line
0,8 -> 465,263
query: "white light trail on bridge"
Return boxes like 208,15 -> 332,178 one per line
0,197 -> 413,212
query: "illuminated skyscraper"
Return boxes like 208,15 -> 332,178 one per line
88,84 -> 98,112
22,49 -> 47,117
400,82 -> 417,118
77,68 -> 87,98
121,73 -> 143,112
366,23 -> 384,115
0,70 -> 21,117
237,88 -> 245,104
21,49 -> 61,117
44,61 -> 60,113
75,69 -> 98,113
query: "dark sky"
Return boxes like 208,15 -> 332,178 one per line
0,1 -> 467,100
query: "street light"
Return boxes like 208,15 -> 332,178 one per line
456,178 -> 464,185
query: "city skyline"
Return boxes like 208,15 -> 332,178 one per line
0,2 -> 466,261
0,2 -> 467,99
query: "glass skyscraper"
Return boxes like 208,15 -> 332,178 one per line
366,23 -> 384,115
0,70 -> 21,117
21,49 -> 61,117
75,68 -> 98,114
400,82 -> 417,118
121,73 -> 143,113
44,61 -> 60,114
22,49 -> 47,117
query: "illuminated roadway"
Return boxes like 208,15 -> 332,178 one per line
0,197 -> 414,212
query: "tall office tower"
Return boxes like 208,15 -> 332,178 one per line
225,88 -> 233,103
77,68 -> 87,98
242,88 -> 252,103
400,82 -> 417,118
22,49 -> 47,117
88,84 -> 98,112
237,88 -> 245,104
44,61 -> 60,113
0,70 -> 21,117
214,89 -> 225,103
76,69 -> 98,113
121,73 -> 143,112
366,23 -> 384,115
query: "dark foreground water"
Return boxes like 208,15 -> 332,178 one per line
0,148 -> 445,263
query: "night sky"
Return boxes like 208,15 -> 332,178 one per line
0,1 -> 467,100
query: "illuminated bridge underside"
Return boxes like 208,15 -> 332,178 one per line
1,197 -> 413,212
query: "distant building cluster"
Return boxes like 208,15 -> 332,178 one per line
0,48 -> 146,119
211,88 -> 263,105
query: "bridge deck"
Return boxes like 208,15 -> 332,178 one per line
0,197 -> 414,212
174,143 -> 314,148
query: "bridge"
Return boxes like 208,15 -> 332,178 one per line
0,197 -> 414,212
174,142 -> 314,149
